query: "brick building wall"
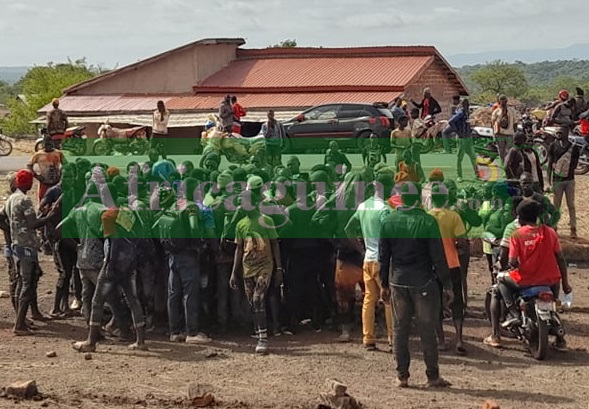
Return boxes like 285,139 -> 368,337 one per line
404,60 -> 466,119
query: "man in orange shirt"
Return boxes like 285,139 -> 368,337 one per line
428,183 -> 468,355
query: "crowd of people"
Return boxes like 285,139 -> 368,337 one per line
0,87 -> 583,388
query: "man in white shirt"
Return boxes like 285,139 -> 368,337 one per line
344,173 -> 394,350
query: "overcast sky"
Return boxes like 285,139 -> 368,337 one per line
1,0 -> 587,67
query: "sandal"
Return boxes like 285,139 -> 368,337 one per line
426,377 -> 452,388
483,335 -> 501,348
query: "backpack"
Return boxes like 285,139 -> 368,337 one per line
153,208 -> 202,253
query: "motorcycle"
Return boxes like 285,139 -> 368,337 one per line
94,123 -> 149,156
494,271 -> 565,361
35,126 -> 88,155
200,116 -> 266,164
569,134 -> 589,175
413,115 -> 448,154
471,126 -> 496,152
0,129 -> 14,157
532,126 -> 589,175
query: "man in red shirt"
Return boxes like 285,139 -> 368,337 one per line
231,96 -> 246,121
484,199 -> 571,348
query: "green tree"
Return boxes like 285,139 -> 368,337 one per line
0,58 -> 98,136
469,60 -> 529,99
269,39 -> 297,48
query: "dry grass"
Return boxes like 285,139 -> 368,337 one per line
12,137 -> 36,156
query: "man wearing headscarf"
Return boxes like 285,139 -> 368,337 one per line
1,169 -> 55,335
410,88 -> 442,119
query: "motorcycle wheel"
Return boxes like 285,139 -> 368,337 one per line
574,151 -> 589,175
0,139 -> 13,156
533,141 -> 549,165
130,139 -> 148,156
575,164 -> 589,175
528,313 -> 549,361
62,139 -> 87,156
93,140 -> 111,156
34,140 -> 44,152
419,136 -> 434,154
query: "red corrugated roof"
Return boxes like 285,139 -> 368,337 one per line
38,95 -> 176,114
196,56 -> 433,91
38,91 -> 400,115
167,92 -> 401,110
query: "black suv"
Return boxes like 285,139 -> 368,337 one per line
281,103 -> 394,152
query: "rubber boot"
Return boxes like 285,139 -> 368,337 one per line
73,325 -> 100,352
50,287 -> 65,317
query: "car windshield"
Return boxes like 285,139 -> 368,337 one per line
378,108 -> 393,118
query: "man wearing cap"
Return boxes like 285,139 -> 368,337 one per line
46,98 -> 69,137
344,173 -> 395,351
379,181 -> 453,388
230,176 -> 283,354
2,169 -> 55,335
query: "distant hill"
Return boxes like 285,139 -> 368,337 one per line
456,60 -> 589,90
449,44 -> 589,67
0,67 -> 29,84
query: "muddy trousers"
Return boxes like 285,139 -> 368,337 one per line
244,274 -> 271,341
52,241 -> 77,311
14,258 -> 40,327
7,256 -> 19,312
362,261 -> 393,346
391,280 -> 441,381
79,268 -> 128,327
89,269 -> 145,331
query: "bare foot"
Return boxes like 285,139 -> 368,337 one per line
72,341 -> 96,353
13,327 -> 34,336
128,342 -> 148,351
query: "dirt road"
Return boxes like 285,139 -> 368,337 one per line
0,256 -> 588,409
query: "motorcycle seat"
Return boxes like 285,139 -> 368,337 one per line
519,286 -> 553,299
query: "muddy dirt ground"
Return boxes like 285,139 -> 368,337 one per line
0,255 -> 588,409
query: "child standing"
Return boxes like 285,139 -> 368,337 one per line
390,116 -> 412,169
324,141 -> 352,175
362,134 -> 387,169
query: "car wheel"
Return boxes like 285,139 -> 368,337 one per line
356,131 -> 372,151
281,137 -> 292,154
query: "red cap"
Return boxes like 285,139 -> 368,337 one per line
15,169 -> 34,189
